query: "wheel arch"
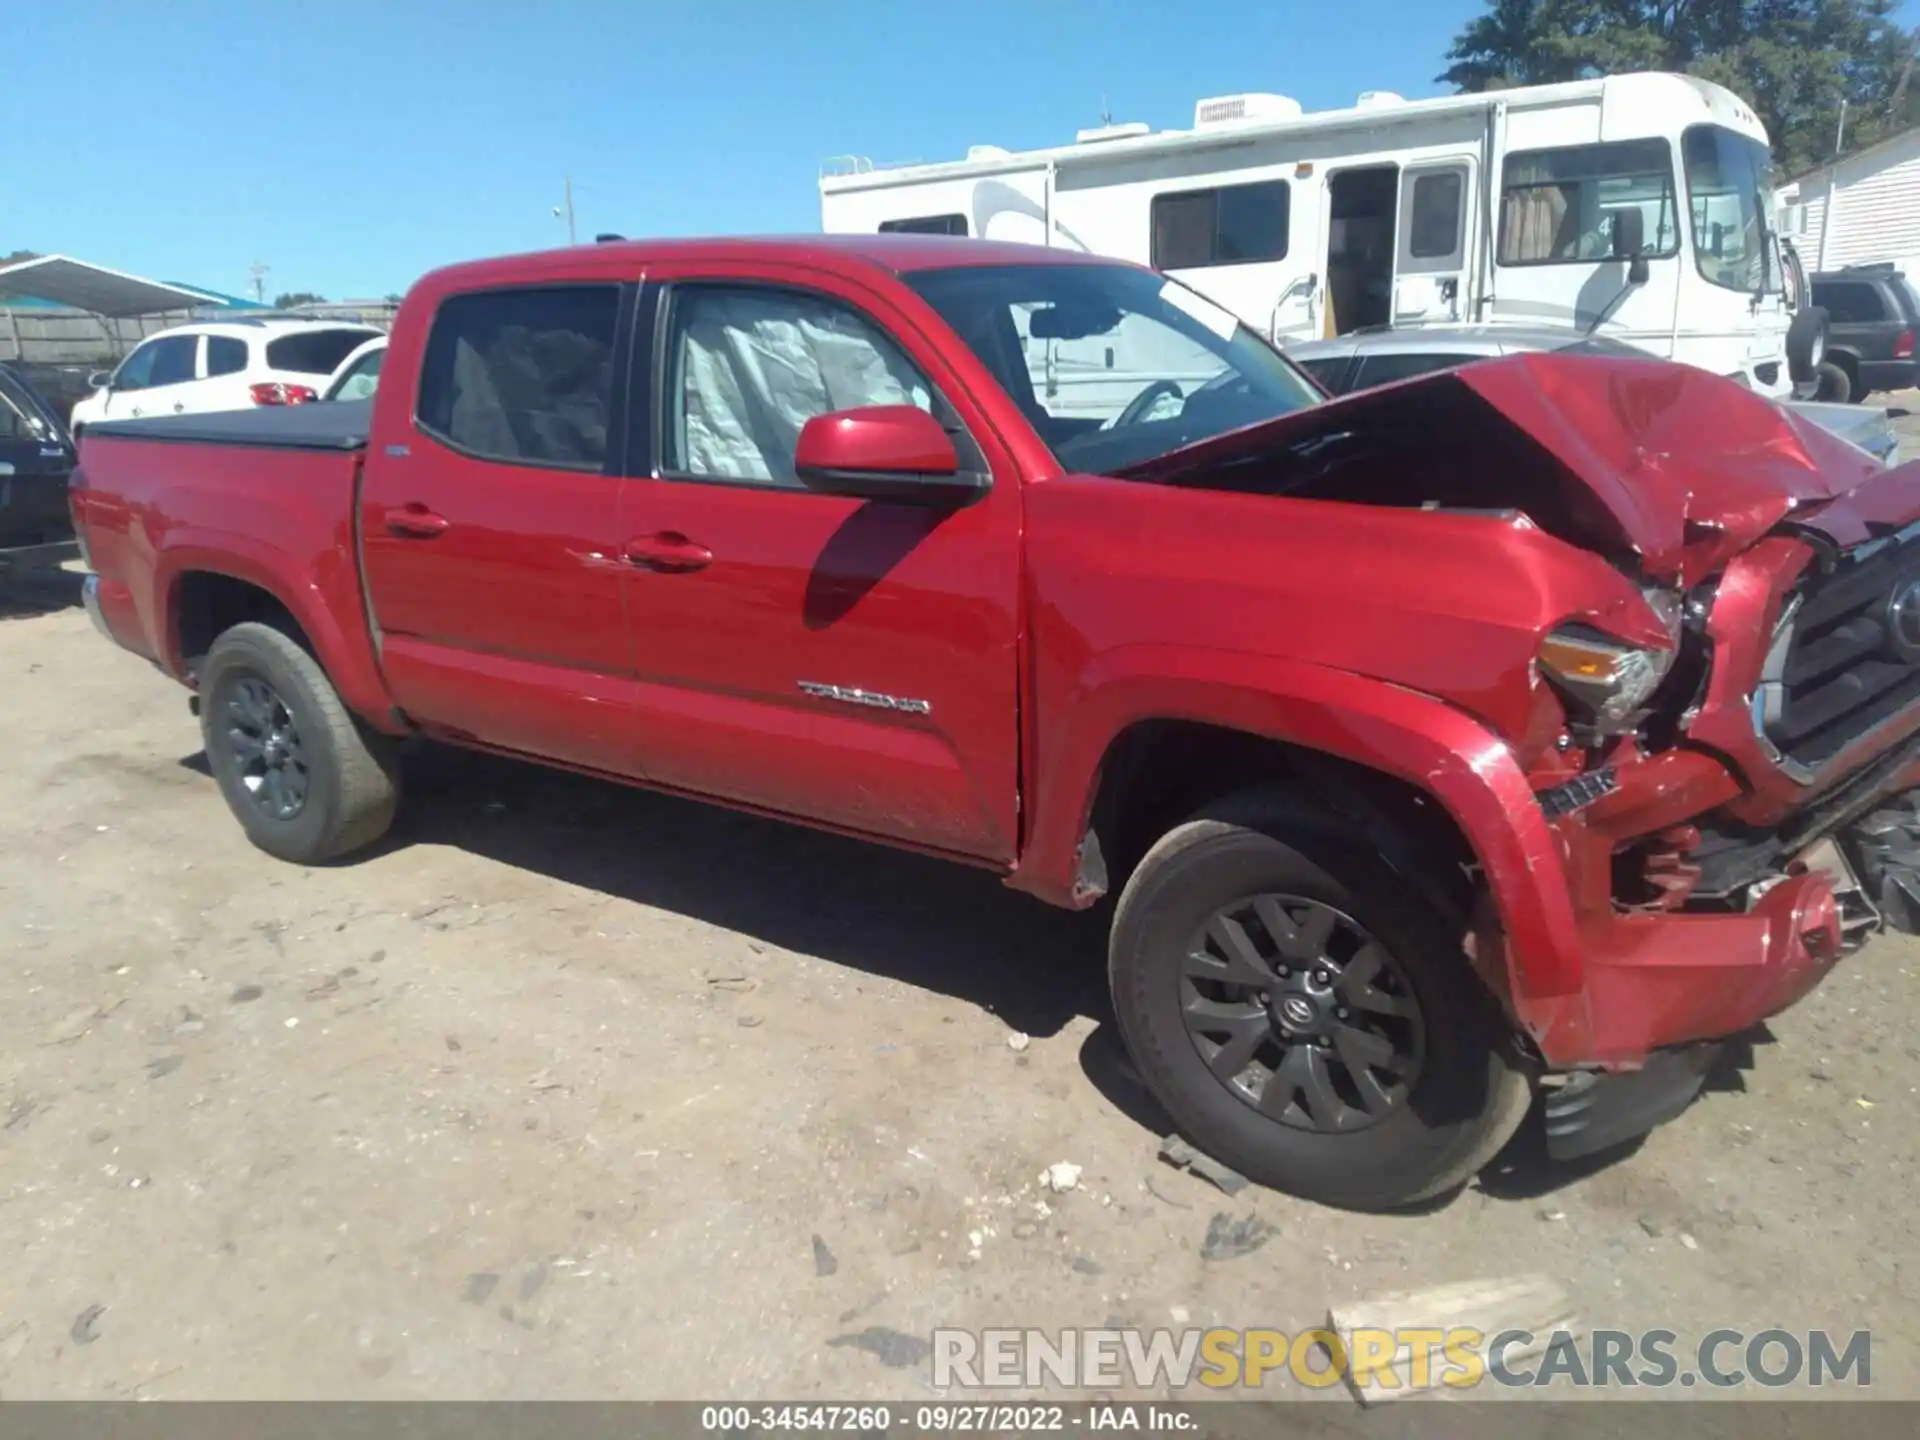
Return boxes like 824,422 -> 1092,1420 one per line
155,538 -> 401,733
1010,649 -> 1586,1010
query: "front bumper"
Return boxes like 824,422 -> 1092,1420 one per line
1480,508 -> 1920,1069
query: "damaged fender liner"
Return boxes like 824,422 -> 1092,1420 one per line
1121,353 -> 1896,586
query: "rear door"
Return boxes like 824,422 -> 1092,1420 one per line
191,333 -> 252,411
616,260 -> 1024,861
358,281 -> 646,776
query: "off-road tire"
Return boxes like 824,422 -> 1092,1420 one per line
199,622 -> 399,863
1110,789 -> 1531,1211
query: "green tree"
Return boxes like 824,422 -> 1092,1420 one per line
1439,1 -> 1914,175
3,249 -> 38,265
274,291 -> 327,308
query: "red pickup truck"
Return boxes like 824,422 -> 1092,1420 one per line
72,235 -> 1920,1210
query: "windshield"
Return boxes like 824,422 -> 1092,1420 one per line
0,372 -> 56,442
903,263 -> 1320,474
1683,125 -> 1778,294
327,346 -> 384,401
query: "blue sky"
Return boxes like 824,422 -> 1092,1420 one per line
3,0 -> 1915,300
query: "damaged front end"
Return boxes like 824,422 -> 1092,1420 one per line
1131,353 -> 1920,1105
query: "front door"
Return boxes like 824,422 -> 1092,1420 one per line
103,333 -> 198,419
1393,162 -> 1474,326
358,281 -> 646,777
1490,137 -> 1683,352
618,263 -> 1023,861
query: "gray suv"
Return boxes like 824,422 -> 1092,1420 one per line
1284,324 -> 1899,466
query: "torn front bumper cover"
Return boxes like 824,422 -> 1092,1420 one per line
1542,1042 -> 1726,1161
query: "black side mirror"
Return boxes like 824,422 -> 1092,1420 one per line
1610,210 -> 1650,286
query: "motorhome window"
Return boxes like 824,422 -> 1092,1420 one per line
1683,126 -> 1777,294
1498,140 -> 1678,267
1150,181 -> 1289,269
905,262 -> 1318,475
878,214 -> 969,236
1409,173 -> 1464,259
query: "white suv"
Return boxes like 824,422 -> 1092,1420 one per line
69,318 -> 384,437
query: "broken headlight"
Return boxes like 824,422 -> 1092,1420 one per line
1538,621 -> 1678,734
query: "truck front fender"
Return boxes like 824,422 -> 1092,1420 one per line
1012,644 -> 1585,1008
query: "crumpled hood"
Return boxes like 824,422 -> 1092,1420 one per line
1455,353 -> 1893,582
1127,352 -> 1913,586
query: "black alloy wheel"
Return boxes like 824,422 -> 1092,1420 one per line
1182,894 -> 1423,1133
221,675 -> 310,821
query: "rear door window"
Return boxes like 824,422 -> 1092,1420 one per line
1351,351 -> 1481,389
266,329 -> 382,375
1295,355 -> 1355,393
207,336 -> 249,377
1814,282 -> 1888,324
417,286 -> 620,470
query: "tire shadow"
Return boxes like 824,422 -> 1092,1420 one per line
322,741 -> 1110,1039
0,568 -> 83,620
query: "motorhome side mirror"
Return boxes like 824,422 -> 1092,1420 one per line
1609,210 -> 1650,285
87,370 -> 113,390
793,406 -> 983,506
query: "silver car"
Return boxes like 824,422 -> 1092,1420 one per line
1284,325 -> 1900,467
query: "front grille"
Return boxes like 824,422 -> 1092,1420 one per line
1757,525 -> 1920,774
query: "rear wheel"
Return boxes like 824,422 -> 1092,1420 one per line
199,622 -> 399,863
1109,790 -> 1531,1210
1814,360 -> 1855,404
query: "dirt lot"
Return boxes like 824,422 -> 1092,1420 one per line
1,574 -> 1916,1404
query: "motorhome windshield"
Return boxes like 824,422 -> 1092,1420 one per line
905,262 -> 1320,475
1683,125 -> 1778,294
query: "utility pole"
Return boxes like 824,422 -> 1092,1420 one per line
553,175 -> 577,246
249,261 -> 269,303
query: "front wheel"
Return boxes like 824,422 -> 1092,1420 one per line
199,622 -> 400,863
1109,791 -> 1531,1210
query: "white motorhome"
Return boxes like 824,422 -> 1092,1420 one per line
820,71 -> 1807,400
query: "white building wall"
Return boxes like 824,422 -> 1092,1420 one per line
1780,127 -> 1920,277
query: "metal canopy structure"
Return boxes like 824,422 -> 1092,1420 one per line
0,254 -> 226,317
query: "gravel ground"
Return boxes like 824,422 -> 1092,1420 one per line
1,575 -> 1916,1405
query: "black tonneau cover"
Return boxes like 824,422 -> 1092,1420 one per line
87,400 -> 372,451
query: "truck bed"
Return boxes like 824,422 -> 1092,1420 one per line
85,400 -> 372,451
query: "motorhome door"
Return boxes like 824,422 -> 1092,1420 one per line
1394,163 -> 1473,325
